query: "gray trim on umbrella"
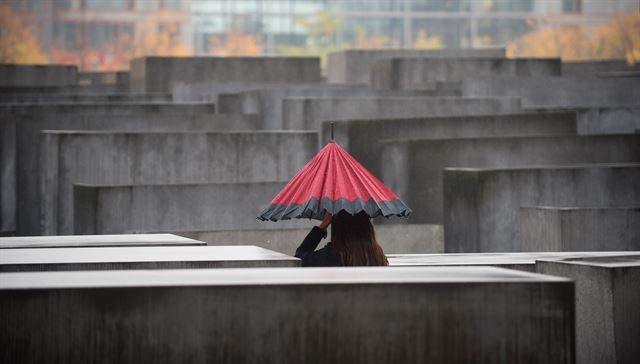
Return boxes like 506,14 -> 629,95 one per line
257,197 -> 412,221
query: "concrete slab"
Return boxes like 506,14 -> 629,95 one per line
0,64 -> 77,87
372,58 -> 560,90
77,70 -> 129,93
39,130 -> 317,235
0,92 -> 171,103
561,60 -> 640,76
327,48 -> 505,84
283,96 -> 522,130
0,245 -> 300,272
172,81 -> 401,104
321,112 -> 577,178
174,223 -> 443,255
443,164 -> 640,252
0,102 -> 261,234
388,251 -> 639,272
462,77 -> 640,108
73,182 -> 310,234
172,81 -> 292,103
131,56 -> 321,93
537,255 -> 640,364
576,107 -> 640,134
521,206 -> 640,252
0,266 -> 573,364
0,234 -> 204,249
380,135 -> 640,225
220,85 -> 425,129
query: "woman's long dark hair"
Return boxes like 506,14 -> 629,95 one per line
330,211 -> 389,266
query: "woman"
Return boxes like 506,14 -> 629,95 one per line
295,210 -> 389,267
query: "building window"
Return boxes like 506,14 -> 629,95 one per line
563,0 -> 582,13
85,0 -> 128,9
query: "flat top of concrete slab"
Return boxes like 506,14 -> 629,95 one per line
324,111 -> 574,124
444,163 -> 640,172
0,266 -> 570,290
387,252 -> 640,266
332,48 -> 505,55
382,133 -> 640,144
134,55 -> 319,60
40,130 -> 316,135
538,254 -> 640,268
0,234 -> 204,249
0,246 -> 298,265
0,102 -> 215,108
522,206 -> 640,211
285,96 -> 517,101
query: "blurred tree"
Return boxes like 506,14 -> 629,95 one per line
295,9 -> 343,48
354,27 -> 395,49
597,13 -> 640,63
50,9 -> 191,71
210,20 -> 262,56
278,10 -> 344,68
413,30 -> 444,49
131,9 -> 190,57
507,12 -> 639,64
0,5 -> 47,63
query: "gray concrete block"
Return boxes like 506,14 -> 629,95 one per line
0,85 -> 77,95
174,223 -> 443,255
0,245 -> 300,272
462,77 -> 640,108
327,48 -> 505,84
561,60 -> 640,76
0,102 -> 261,235
388,251 -> 638,272
520,206 -> 640,251
0,233 -> 204,249
537,255 -> 640,364
222,84 -> 412,129
576,108 -> 640,134
0,92 -> 171,103
381,135 -> 640,225
171,81 -> 287,103
39,131 -> 317,235
283,96 -> 522,130
372,58 -> 561,90
73,182 -> 310,234
321,112 -> 577,178
131,56 -> 321,93
217,92 -> 243,113
0,266 -> 573,364
0,64 -> 78,87
75,71 -> 129,93
443,164 -> 640,252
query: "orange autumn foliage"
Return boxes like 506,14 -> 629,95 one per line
130,9 -> 191,58
210,25 -> 262,56
412,30 -> 444,49
508,12 -> 640,64
50,47 -> 130,71
354,28 -> 395,49
49,9 -> 191,71
0,5 -> 47,64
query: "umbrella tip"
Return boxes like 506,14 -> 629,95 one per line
330,122 -> 334,141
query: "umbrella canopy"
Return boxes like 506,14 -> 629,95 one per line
258,140 -> 411,221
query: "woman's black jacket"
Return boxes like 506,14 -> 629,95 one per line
295,226 -> 340,267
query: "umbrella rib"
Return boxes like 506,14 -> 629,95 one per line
272,148 -> 325,205
338,146 -> 397,202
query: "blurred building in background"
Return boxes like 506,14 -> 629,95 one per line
3,0 -> 639,69
6,0 -> 192,69
191,0 -> 639,54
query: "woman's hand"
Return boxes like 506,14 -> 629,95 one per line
318,211 -> 332,230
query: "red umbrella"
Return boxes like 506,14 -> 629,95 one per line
258,140 -> 411,221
